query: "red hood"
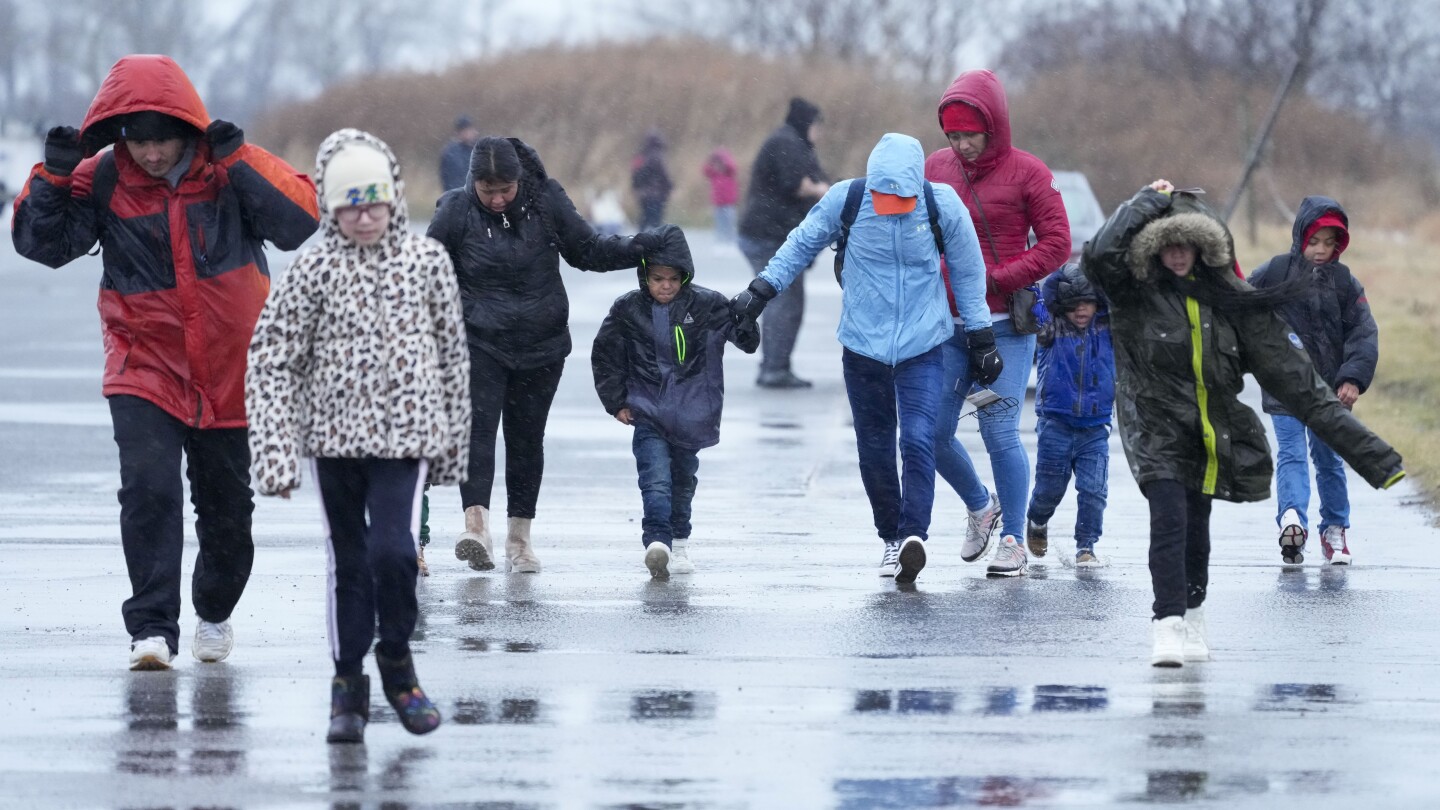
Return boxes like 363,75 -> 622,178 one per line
79,55 -> 210,156
936,69 -> 1012,176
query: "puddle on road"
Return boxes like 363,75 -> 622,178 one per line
628,690 -> 717,721
1254,683 -> 1348,711
853,686 -> 1110,715
451,697 -> 542,725
835,775 -> 1098,808
115,672 -> 247,779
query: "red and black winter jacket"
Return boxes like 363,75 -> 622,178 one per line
10,55 -> 319,428
925,69 -> 1070,317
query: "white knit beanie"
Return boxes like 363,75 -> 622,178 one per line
322,142 -> 395,212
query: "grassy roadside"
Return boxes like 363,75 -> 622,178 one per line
1236,224 -> 1440,522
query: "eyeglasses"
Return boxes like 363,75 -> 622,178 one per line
335,202 -> 392,224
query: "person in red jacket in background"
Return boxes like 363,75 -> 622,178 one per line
925,69 -> 1071,577
10,55 -> 320,671
702,147 -> 740,248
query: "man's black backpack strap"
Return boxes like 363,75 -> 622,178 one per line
833,180 -> 945,287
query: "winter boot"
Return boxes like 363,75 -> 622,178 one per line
375,652 -> 441,736
326,674 -> 370,744
506,517 -> 542,573
454,505 -> 495,571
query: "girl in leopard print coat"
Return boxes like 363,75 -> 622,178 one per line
245,129 -> 469,743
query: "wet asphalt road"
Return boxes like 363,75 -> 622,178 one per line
2,224 -> 1438,809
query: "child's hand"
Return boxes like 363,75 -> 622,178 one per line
615,408 -> 632,425
1149,179 -> 1175,195
1337,382 -> 1360,409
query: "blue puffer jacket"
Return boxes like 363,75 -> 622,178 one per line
1035,264 -> 1114,427
758,133 -> 991,365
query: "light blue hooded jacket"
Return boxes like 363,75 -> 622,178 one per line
759,133 -> 990,366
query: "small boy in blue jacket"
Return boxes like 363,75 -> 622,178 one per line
592,225 -> 759,578
1025,262 -> 1115,567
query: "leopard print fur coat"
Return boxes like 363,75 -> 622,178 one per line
246,129 -> 471,496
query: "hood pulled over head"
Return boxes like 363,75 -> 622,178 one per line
635,224 -> 694,289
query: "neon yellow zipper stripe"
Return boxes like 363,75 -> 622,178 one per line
674,325 -> 686,364
1187,296 -> 1218,495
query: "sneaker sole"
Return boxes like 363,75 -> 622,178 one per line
895,540 -> 926,584
1327,553 -> 1352,566
961,532 -> 997,564
1151,656 -> 1184,668
645,546 -> 671,579
986,564 -> 1027,578
877,565 -> 897,578
193,648 -> 231,663
455,536 -> 495,571
130,655 -> 172,672
1279,525 -> 1306,565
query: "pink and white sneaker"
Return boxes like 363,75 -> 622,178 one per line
1320,526 -> 1352,565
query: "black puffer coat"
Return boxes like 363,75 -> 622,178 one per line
591,225 -> 759,449
738,98 -> 826,243
427,138 -> 641,369
1082,187 -> 1402,502
1248,196 -> 1378,416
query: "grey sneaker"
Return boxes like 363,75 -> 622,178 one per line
961,492 -> 1002,562
192,619 -> 233,663
986,535 -> 1028,577
878,540 -> 900,578
1026,519 -> 1048,557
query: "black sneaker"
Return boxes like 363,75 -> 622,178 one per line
757,370 -> 813,389
895,537 -> 926,584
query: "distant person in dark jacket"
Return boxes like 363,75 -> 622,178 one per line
738,97 -> 830,388
1025,262 -> 1114,568
438,115 -> 479,191
1249,196 -> 1377,567
427,136 -> 647,575
591,225 -> 759,578
1083,178 -> 1404,668
10,54 -> 320,671
630,129 -> 673,230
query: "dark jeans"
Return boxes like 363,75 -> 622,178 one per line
1027,417 -> 1110,549
109,395 -> 254,653
314,457 -> 425,677
842,345 -> 943,543
739,235 -> 805,375
632,421 -> 700,547
1143,479 -> 1212,619
461,351 -> 564,518
639,199 -> 667,230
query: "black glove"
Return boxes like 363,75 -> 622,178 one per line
206,120 -> 245,160
43,126 -> 83,176
631,230 -> 664,260
730,277 -> 778,324
967,327 -> 1003,387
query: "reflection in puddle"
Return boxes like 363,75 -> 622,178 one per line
630,690 -> 716,721
851,690 -> 958,715
505,641 -> 541,653
981,687 -> 1019,716
452,697 -> 542,725
1032,685 -> 1108,713
1149,732 -> 1206,749
116,671 -> 246,779
459,637 -> 490,651
1151,682 -> 1206,718
328,743 -> 368,795
377,747 -> 432,792
1256,683 -> 1344,711
835,776 -> 1093,808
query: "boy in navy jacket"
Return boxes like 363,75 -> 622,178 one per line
592,225 -> 759,578
1025,262 -> 1115,566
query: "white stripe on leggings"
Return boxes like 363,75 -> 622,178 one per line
311,458 -> 342,663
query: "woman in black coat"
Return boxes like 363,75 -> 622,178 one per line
427,137 -> 646,574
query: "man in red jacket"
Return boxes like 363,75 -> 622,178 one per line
925,69 -> 1071,578
10,55 -> 320,670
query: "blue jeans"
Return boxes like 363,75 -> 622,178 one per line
712,204 -> 736,244
633,421 -> 700,547
1272,414 -> 1349,531
934,319 -> 1037,538
1026,417 -> 1110,549
842,345 -> 943,542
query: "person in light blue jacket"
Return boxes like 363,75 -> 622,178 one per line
729,133 -> 997,584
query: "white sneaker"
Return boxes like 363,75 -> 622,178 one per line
1279,507 -> 1307,565
192,619 -> 234,663
644,541 -> 671,579
878,540 -> 900,578
1320,526 -> 1352,565
895,536 -> 926,584
670,539 -> 696,575
129,636 -> 173,671
961,492 -> 1002,562
986,535 -> 1028,577
1150,616 -> 1185,667
1183,606 -> 1210,661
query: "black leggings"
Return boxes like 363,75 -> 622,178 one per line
460,350 -> 564,518
1143,479 -> 1213,619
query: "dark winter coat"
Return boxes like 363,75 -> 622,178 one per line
439,138 -> 472,191
1248,196 -> 1378,417
1035,264 -> 1114,427
630,133 -> 673,205
426,138 -> 642,370
925,69 -> 1070,316
10,55 -> 320,429
738,98 -> 826,243
591,225 -> 759,450
1082,187 -> 1402,501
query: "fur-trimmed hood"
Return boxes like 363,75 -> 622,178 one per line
1128,211 -> 1233,281
315,128 -> 409,243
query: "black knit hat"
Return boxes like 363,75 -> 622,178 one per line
119,111 -> 198,142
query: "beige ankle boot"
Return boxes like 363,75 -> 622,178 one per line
454,505 -> 495,571
506,517 -> 541,573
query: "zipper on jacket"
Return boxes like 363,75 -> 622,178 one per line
1186,296 -> 1219,495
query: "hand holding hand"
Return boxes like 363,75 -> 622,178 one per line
43,126 -> 83,176
729,277 -> 778,324
1336,381 -> 1360,409
1149,179 -> 1175,195
966,327 -> 1003,386
206,119 -> 245,160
